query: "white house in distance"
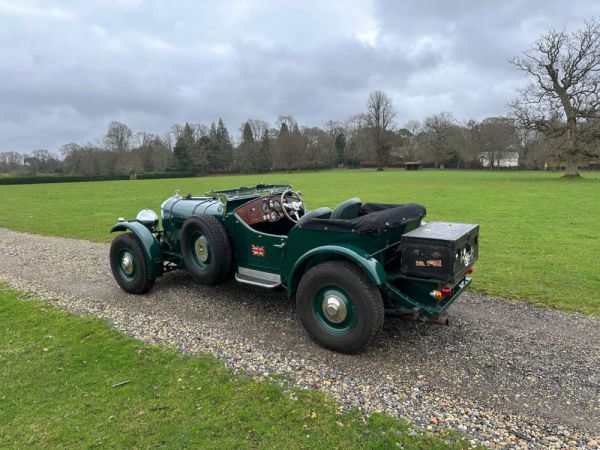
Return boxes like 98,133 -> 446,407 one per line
479,152 -> 519,168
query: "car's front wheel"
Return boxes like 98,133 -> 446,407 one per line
296,260 -> 384,353
109,233 -> 155,294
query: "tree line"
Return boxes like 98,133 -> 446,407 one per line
2,19 -> 600,178
1,106 -> 594,177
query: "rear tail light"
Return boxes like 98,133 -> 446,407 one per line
440,287 -> 452,297
465,267 -> 473,275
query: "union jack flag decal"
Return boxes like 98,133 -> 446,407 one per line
251,245 -> 265,257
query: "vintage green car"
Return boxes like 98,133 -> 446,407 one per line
110,184 -> 478,353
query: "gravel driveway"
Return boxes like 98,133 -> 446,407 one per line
1,228 -> 598,449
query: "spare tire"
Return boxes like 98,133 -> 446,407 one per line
180,215 -> 233,285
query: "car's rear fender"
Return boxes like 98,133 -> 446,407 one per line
111,221 -> 163,279
285,244 -> 387,298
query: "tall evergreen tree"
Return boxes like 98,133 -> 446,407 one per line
242,122 -> 255,145
190,135 -> 209,174
173,122 -> 210,174
335,133 -> 346,165
207,122 -> 219,171
216,118 -> 233,170
173,123 -> 194,171
258,129 -> 272,171
274,121 -> 293,170
233,122 -> 256,172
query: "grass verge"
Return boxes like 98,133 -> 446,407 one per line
0,169 -> 598,314
0,285 -> 466,449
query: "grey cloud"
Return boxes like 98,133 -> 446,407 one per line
1,0 -> 599,152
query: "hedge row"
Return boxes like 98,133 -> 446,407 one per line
0,172 -> 195,185
136,171 -> 195,180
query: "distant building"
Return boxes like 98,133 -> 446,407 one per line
479,152 -> 519,168
404,161 -> 423,171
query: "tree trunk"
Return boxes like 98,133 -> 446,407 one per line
565,152 -> 579,177
564,118 -> 580,177
376,143 -> 385,171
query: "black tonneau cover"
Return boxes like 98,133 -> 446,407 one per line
300,202 -> 426,235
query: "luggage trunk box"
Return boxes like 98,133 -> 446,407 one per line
400,221 -> 479,282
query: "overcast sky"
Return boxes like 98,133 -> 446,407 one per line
1,0 -> 598,152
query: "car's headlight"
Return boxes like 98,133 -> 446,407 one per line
136,209 -> 159,228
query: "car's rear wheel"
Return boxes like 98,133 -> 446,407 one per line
296,260 -> 384,353
180,215 -> 232,285
109,233 -> 155,294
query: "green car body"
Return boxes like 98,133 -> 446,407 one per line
110,184 -> 477,353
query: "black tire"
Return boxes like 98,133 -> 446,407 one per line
180,215 -> 233,285
296,260 -> 384,353
109,233 -> 155,294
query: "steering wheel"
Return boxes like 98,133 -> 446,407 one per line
280,189 -> 305,223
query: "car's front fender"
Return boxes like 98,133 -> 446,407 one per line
286,244 -> 387,297
111,221 -> 162,279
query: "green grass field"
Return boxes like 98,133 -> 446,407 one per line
0,169 -> 598,314
0,285 -> 465,449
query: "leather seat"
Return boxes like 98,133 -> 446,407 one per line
330,198 -> 362,220
297,207 -> 331,225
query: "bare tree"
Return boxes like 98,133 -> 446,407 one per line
105,121 -> 132,153
245,119 -> 270,142
344,114 -> 371,166
367,91 -> 396,170
404,120 -> 422,161
474,117 -> 520,169
509,19 -> 600,176
273,118 -> 305,171
303,126 -> 335,168
520,130 -> 561,170
132,133 -> 171,172
276,115 -> 297,132
191,123 -> 209,141
420,112 -> 461,168
24,149 -> 62,174
170,124 -> 185,142
135,131 -> 153,149
0,151 -> 24,173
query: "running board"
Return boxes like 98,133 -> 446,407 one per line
235,267 -> 281,288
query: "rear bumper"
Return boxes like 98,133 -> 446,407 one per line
383,277 -> 472,318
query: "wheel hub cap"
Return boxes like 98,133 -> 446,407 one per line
322,295 -> 347,323
120,253 -> 134,275
194,237 -> 209,263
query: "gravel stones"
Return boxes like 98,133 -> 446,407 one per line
1,228 -> 598,449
